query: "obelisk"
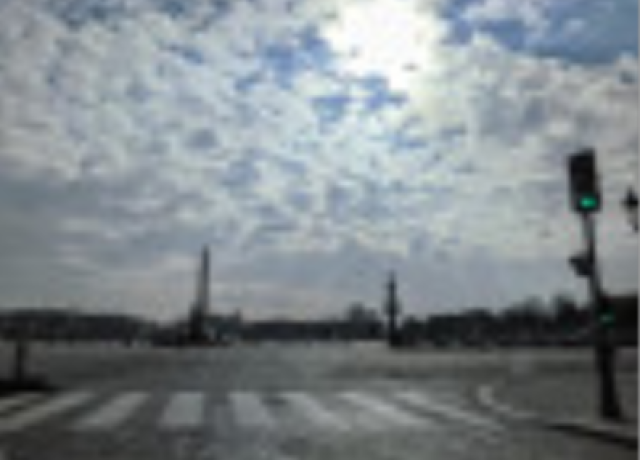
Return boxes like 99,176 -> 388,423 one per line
187,246 -> 210,344
384,271 -> 402,347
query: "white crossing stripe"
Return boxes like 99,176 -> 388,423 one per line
280,392 -> 350,431
339,392 -> 426,428
160,392 -> 205,429
229,392 -> 274,429
393,391 -> 501,430
74,392 -> 148,431
0,393 -> 40,415
0,392 -> 93,433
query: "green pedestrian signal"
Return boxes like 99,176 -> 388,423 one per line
580,195 -> 599,211
568,149 -> 601,213
599,312 -> 615,326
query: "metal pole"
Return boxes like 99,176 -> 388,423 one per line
630,210 -> 639,233
581,212 -> 623,420
12,338 -> 28,383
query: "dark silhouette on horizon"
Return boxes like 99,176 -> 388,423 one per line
186,246 -> 212,344
384,272 -> 403,347
0,293 -> 636,348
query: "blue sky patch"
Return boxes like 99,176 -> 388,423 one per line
443,0 -> 638,64
312,94 -> 351,124
258,27 -> 335,87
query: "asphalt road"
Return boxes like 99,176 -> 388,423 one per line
0,343 -> 636,460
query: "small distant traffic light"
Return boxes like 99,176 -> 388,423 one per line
568,149 -> 601,213
598,310 -> 616,326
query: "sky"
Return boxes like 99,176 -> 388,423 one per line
0,0 -> 637,321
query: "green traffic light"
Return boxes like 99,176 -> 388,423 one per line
580,196 -> 599,210
599,312 -> 616,325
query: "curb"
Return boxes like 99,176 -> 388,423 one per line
477,382 -> 638,449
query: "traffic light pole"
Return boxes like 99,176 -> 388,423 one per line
580,212 -> 623,421
12,337 -> 28,383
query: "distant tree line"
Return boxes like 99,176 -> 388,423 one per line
0,308 -> 154,344
0,293 -> 636,348
403,294 -> 637,347
235,294 -> 637,347
235,303 -> 382,344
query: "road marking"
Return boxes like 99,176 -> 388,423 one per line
280,392 -> 350,431
160,392 -> 205,429
0,392 -> 92,433
339,392 -> 426,429
0,394 -> 41,415
229,392 -> 274,430
393,391 -> 501,431
477,384 -> 538,422
74,392 -> 147,431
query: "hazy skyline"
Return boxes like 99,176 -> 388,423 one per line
0,0 -> 637,320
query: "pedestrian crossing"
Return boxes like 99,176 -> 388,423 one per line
160,391 -> 205,429
280,391 -> 350,432
0,392 -> 93,433
229,391 -> 276,430
339,392 -> 428,430
0,389 -> 500,435
74,391 -> 147,431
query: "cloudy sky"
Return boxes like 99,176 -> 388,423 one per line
0,0 -> 637,320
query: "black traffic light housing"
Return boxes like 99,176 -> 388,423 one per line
569,252 -> 592,278
568,149 -> 601,213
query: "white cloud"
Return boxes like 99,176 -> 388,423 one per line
397,33 -> 638,260
0,0 -> 635,318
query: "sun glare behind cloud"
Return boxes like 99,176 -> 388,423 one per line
324,0 -> 444,92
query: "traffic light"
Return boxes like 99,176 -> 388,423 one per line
568,149 -> 601,213
598,310 -> 616,326
569,252 -> 592,277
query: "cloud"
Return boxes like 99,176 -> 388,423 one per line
398,32 -> 638,259
0,0 -> 636,318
